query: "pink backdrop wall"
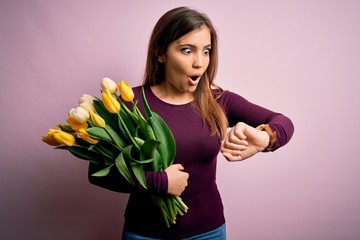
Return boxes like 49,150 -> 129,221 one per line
1,0 -> 360,239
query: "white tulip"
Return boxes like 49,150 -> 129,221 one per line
78,94 -> 94,104
101,77 -> 118,94
69,106 -> 89,124
80,101 -> 95,112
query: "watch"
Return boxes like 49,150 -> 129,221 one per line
256,124 -> 277,152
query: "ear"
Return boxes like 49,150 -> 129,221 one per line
155,49 -> 165,63
157,54 -> 165,63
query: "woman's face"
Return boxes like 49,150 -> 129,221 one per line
159,25 -> 211,99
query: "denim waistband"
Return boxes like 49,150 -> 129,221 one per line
122,224 -> 226,240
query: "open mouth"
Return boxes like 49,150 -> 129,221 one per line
190,75 -> 200,81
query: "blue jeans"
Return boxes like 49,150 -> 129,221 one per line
122,224 -> 226,240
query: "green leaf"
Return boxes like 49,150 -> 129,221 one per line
118,107 -> 137,139
140,139 -> 160,160
121,145 -> 147,189
130,162 -> 147,189
86,127 -> 112,142
74,137 -> 91,147
148,111 -> 176,169
151,149 -> 162,171
56,145 -> 101,163
104,125 -> 127,149
91,164 -> 113,177
134,137 -> 145,146
57,124 -> 75,133
138,117 -> 156,140
93,141 -> 119,159
121,101 -> 140,124
115,148 -> 135,186
140,87 -> 173,170
141,86 -> 152,119
129,158 -> 154,164
86,126 -> 127,150
117,113 -> 141,150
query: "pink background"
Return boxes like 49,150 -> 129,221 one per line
1,0 -> 360,239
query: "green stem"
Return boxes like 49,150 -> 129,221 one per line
152,196 -> 171,228
117,113 -> 140,150
167,197 -> 175,223
175,196 -> 188,212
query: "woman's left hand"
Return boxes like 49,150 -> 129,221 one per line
221,122 -> 270,161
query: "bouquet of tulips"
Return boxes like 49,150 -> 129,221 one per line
42,77 -> 188,227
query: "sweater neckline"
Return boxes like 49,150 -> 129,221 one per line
144,85 -> 194,109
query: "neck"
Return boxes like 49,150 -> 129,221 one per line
150,84 -> 194,105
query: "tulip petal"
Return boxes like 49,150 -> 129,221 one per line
118,80 -> 134,102
102,90 -> 120,114
101,77 -> 118,94
78,94 -> 94,104
42,135 -> 61,146
89,110 -> 106,128
53,130 -> 75,146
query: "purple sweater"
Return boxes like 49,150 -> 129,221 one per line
88,85 -> 294,239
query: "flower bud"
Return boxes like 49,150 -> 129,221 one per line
80,101 -> 95,112
101,77 -> 118,94
118,80 -> 134,102
66,117 -> 88,131
78,128 -> 99,144
78,94 -> 94,104
52,129 -> 76,146
69,107 -> 89,124
101,89 -> 120,114
89,110 -> 105,128
42,133 -> 61,146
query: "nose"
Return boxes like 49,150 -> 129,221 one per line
193,54 -> 204,68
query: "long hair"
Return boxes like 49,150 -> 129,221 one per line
143,6 -> 228,140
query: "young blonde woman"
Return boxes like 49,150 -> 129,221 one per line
89,6 -> 294,239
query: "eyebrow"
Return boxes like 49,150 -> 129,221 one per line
178,43 -> 212,49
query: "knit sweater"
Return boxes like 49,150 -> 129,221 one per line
88,85 -> 294,239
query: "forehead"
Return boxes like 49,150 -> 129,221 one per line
173,26 -> 211,46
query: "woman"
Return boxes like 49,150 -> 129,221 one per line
89,6 -> 294,239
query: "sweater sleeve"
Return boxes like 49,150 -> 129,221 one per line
218,90 -> 294,151
88,162 -> 168,195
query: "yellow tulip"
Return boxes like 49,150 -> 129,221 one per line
66,117 -> 88,131
101,77 -> 118,94
78,129 -> 99,144
118,80 -> 134,102
89,110 -> 106,128
42,134 -> 61,146
51,129 -> 76,146
102,89 -> 120,114
68,107 -> 89,124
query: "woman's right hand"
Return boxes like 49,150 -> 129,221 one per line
164,164 -> 189,196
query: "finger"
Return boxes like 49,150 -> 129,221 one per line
225,136 -> 249,146
221,147 -> 243,157
222,141 -> 248,151
174,164 -> 184,171
232,125 -> 247,140
222,152 -> 244,161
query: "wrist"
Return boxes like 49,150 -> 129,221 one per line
256,124 -> 277,151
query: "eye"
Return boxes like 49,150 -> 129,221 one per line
204,48 -> 211,55
181,48 -> 192,54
